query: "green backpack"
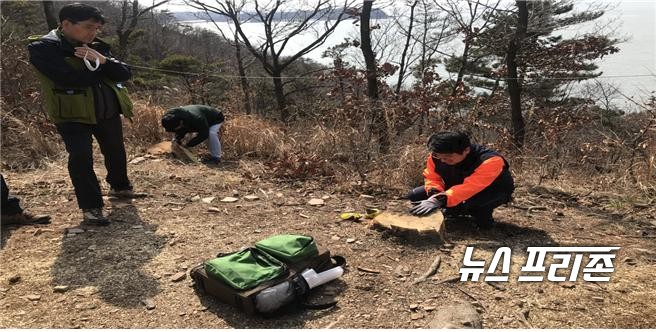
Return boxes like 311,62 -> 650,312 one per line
204,248 -> 287,291
255,234 -> 319,264
204,234 -> 319,291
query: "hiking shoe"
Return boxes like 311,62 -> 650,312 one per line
108,188 -> 147,199
2,211 -> 51,225
200,156 -> 221,165
82,208 -> 110,226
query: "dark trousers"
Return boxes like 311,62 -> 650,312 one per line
1,174 -> 23,215
407,183 -> 513,225
56,117 -> 131,210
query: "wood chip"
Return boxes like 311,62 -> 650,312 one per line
201,196 -> 216,203
356,266 -> 382,274
244,195 -> 259,201
220,197 -> 239,203
308,198 -> 325,206
171,272 -> 186,282
26,294 -> 41,301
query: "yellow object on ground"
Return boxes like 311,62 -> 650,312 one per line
340,212 -> 363,221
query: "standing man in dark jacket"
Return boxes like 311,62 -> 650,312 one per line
161,105 -> 225,164
408,132 -> 514,229
28,3 -> 137,226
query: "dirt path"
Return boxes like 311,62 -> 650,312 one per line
1,155 -> 655,328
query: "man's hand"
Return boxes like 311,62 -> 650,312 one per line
409,193 -> 446,216
74,45 -> 106,65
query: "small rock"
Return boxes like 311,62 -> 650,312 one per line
331,235 -> 341,241
394,265 -> 411,278
220,197 -> 239,203
75,303 -> 97,310
26,294 -> 41,301
244,195 -> 259,201
171,272 -> 186,282
308,198 -> 325,206
142,299 -> 156,310
8,275 -> 21,284
591,296 -> 604,302
322,195 -> 330,200
207,207 -> 221,213
68,228 -> 85,234
232,190 -> 240,197
561,282 -> 576,289
201,196 -> 216,204
427,302 -> 482,329
411,313 -> 424,320
346,238 -> 356,244
424,306 -> 436,312
254,229 -> 262,233
191,195 -> 201,202
53,286 -> 69,293
409,303 -> 419,310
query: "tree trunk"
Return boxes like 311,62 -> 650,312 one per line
234,31 -> 252,114
506,0 -> 528,150
42,1 -> 58,30
396,1 -> 417,94
452,40 -> 470,96
272,71 -> 287,121
361,0 -> 390,153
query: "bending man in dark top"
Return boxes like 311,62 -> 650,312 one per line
161,105 -> 225,164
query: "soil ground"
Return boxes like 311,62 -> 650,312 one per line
1,150 -> 655,328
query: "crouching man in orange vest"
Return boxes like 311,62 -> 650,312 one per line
409,132 -> 514,229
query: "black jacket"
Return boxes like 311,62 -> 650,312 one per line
28,29 -> 131,120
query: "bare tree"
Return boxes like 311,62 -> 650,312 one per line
194,5 -> 254,114
361,0 -> 389,153
116,0 -> 169,58
395,0 -> 417,94
42,1 -> 57,30
434,0 -> 500,96
186,0 -> 354,122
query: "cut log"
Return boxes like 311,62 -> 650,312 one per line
147,141 -> 198,163
372,211 -> 445,241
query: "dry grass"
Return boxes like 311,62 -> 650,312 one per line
122,98 -> 168,144
0,106 -> 62,170
222,115 -> 290,160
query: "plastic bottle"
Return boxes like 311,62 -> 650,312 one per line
255,266 -> 345,313
301,266 -> 344,289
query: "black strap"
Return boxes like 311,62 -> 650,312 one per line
331,255 -> 346,268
